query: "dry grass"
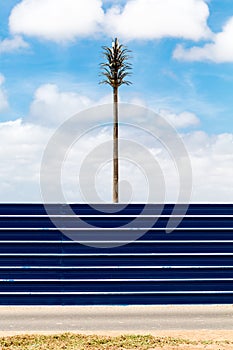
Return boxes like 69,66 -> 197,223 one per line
0,333 -> 232,350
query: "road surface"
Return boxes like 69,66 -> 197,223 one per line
0,305 -> 232,335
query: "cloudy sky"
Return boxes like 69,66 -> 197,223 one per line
0,0 -> 232,203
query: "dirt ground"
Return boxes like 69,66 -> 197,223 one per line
137,330 -> 233,350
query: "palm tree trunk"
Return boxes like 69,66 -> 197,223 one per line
113,86 -> 118,203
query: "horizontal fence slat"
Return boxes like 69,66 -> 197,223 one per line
1,280 -> 233,293
0,203 -> 231,215
1,242 -> 233,254
0,217 -> 232,229
0,293 -> 233,305
0,267 -> 233,279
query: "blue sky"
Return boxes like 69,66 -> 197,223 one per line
0,0 -> 233,133
0,0 -> 232,202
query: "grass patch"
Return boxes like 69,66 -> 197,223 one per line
0,333 -> 232,349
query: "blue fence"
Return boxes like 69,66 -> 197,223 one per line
0,203 -> 232,305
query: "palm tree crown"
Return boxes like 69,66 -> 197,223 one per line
100,38 -> 132,88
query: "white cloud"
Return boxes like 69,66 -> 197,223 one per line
28,84 -> 200,130
8,0 -> 211,43
104,0 -> 211,41
9,0 -> 104,42
0,36 -> 28,54
183,131 -> 233,201
159,109 -> 200,129
0,74 -> 9,112
27,83 -> 136,127
0,117 -> 232,202
28,84 -> 93,126
0,119 -> 51,202
173,17 -> 233,62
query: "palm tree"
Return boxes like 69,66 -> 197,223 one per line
100,38 -> 132,203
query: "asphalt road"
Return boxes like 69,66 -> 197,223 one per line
0,305 -> 232,334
